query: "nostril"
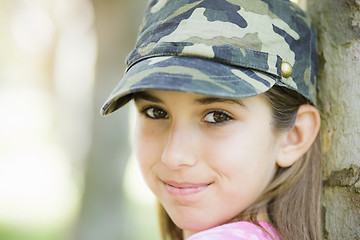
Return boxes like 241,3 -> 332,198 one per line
161,141 -> 197,169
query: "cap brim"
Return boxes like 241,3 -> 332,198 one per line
101,56 -> 277,116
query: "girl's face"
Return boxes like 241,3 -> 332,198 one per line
134,90 -> 285,237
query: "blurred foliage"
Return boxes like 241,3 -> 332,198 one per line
0,225 -> 66,240
0,0 -> 159,239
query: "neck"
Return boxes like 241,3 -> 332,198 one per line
183,209 -> 271,239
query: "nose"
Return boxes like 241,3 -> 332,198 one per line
161,122 -> 198,169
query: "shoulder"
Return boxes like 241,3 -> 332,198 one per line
186,221 -> 280,240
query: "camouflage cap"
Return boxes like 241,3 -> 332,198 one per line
101,0 -> 317,116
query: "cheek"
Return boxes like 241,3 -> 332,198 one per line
201,128 -> 250,165
135,130 -> 153,162
203,126 -> 277,183
134,123 -> 165,176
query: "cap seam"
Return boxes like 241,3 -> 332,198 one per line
127,43 -> 282,77
130,72 -> 277,82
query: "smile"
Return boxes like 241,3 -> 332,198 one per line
163,181 -> 211,196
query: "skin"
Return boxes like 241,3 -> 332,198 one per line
134,90 -> 288,239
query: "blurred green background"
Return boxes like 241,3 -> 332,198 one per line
0,0 -> 159,239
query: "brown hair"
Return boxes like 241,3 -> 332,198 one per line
157,85 -> 322,240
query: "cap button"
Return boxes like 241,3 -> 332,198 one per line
281,62 -> 293,78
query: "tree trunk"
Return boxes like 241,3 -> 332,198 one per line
307,0 -> 360,239
73,0 -> 149,239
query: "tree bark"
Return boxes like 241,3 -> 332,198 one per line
307,0 -> 360,239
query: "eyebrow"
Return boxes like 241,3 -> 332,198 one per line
133,92 -> 163,103
134,92 -> 246,108
194,96 -> 247,108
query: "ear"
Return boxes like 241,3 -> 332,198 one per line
276,104 -> 321,168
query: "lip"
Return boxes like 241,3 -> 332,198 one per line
162,180 -> 211,196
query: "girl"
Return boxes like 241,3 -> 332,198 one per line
101,0 -> 322,239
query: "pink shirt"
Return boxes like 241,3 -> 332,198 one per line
186,221 -> 280,240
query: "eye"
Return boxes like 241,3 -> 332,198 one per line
203,111 -> 232,123
144,107 -> 169,119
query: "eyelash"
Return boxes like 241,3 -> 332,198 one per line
140,106 -> 233,124
203,110 -> 233,124
140,106 -> 169,119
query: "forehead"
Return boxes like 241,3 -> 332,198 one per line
134,90 -> 242,104
133,90 -> 270,110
